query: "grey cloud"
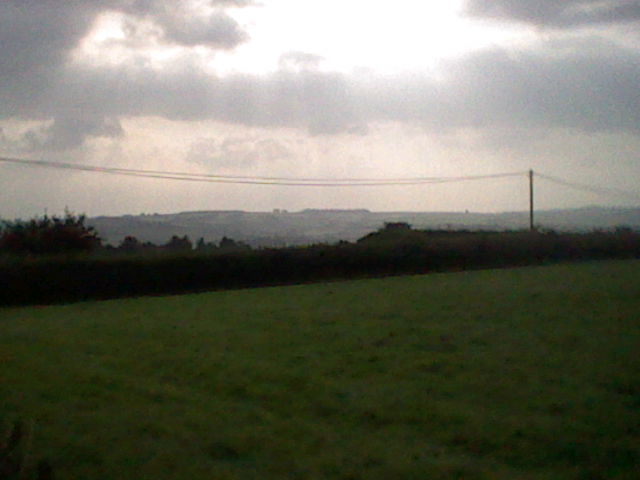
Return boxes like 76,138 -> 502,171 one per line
0,1 -> 97,83
464,0 -> 640,28
361,39 -> 640,135
200,70 -> 367,135
23,115 -> 124,152
120,0 -> 249,48
158,10 -> 246,48
7,39 -> 640,138
123,0 -> 254,12
279,52 -> 325,70
205,39 -> 637,136
0,0 -> 251,84
2,13 -> 639,149
188,137 -> 292,168
0,0 -> 253,147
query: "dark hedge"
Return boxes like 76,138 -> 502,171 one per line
2,230 -> 640,306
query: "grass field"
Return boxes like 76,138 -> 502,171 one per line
1,260 -> 639,479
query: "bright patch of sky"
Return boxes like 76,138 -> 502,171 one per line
75,0 -> 534,75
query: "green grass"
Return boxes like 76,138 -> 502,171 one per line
1,260 -> 639,479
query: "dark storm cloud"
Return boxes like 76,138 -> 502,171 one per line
464,0 -> 640,28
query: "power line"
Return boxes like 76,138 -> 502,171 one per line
536,172 -> 640,202
0,156 -> 526,187
2,156 -> 638,202
3,157 -> 522,183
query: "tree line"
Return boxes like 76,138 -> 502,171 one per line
0,212 -> 250,255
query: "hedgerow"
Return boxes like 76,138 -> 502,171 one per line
2,229 -> 640,306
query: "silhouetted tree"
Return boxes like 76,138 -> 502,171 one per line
218,236 -> 251,252
383,222 -> 412,231
118,235 -> 142,252
194,237 -> 220,252
0,211 -> 100,255
164,235 -> 192,252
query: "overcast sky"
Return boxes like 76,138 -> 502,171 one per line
1,0 -> 640,218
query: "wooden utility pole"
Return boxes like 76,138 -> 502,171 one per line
529,169 -> 534,231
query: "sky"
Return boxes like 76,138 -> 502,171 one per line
1,0 -> 640,218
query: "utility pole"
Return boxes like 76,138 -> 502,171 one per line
529,169 -> 534,231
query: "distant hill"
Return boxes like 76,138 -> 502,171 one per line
88,207 -> 640,247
